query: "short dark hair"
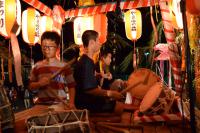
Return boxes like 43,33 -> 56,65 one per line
82,30 -> 98,48
100,45 -> 112,58
41,31 -> 61,46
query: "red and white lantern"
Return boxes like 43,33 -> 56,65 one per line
0,0 -> 21,38
74,14 -> 107,45
22,8 -> 40,45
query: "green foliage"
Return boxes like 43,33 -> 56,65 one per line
119,50 -> 133,72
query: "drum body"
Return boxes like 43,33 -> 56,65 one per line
0,85 -> 15,131
26,109 -> 90,133
127,68 -> 161,99
139,82 -> 176,115
15,105 -> 50,132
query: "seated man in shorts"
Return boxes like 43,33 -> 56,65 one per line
74,30 -> 135,114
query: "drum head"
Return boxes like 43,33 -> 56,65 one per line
139,82 -> 162,112
127,68 -> 160,99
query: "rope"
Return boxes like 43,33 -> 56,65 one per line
28,110 -> 90,132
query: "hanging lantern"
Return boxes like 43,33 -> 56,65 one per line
74,14 -> 107,45
40,16 -> 53,38
94,14 -> 107,45
22,8 -> 40,45
124,9 -> 142,41
78,0 -> 95,7
124,9 -> 142,69
186,0 -> 200,15
170,0 -> 183,29
0,0 -> 21,38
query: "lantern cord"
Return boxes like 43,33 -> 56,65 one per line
180,0 -> 196,132
30,46 -> 34,68
150,6 -> 158,69
154,0 -> 159,22
133,40 -> 137,70
61,28 -> 64,61
62,0 -> 66,8
8,40 -> 11,57
8,40 -> 12,83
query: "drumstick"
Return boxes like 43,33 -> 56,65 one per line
50,58 -> 76,80
120,80 -> 142,95
120,71 -> 151,95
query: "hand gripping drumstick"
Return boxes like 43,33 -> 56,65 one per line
120,70 -> 151,95
50,58 -> 76,80
120,80 -> 142,95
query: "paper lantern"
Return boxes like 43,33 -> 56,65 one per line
186,0 -> 200,15
74,14 -> 107,45
22,8 -> 40,45
170,0 -> 183,29
78,0 -> 95,6
0,0 -> 21,38
124,9 -> 142,41
40,16 -> 53,37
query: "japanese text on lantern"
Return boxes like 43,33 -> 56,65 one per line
35,14 -> 40,37
77,23 -> 81,38
130,10 -> 137,39
0,0 -> 4,28
131,11 -> 136,32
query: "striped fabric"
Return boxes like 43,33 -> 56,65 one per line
52,5 -> 65,34
22,0 -> 157,18
159,0 -> 183,95
23,0 -> 52,16
65,0 -> 157,18
134,110 -> 182,123
133,98 -> 182,123
30,60 -> 75,104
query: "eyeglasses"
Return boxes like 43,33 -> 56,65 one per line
42,45 -> 57,50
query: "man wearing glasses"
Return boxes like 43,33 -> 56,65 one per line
29,31 -> 76,110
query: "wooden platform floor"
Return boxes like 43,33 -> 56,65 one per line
93,123 -> 191,133
14,105 -> 191,133
91,112 -> 191,133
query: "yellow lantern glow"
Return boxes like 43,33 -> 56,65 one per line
0,0 -> 21,38
22,8 -> 40,45
78,0 -> 95,6
74,14 -> 107,45
124,9 -> 142,41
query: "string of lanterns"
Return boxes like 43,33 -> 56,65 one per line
1,0 -> 196,46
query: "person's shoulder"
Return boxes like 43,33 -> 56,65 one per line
80,55 -> 93,63
32,60 -> 45,69
50,59 -> 65,68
